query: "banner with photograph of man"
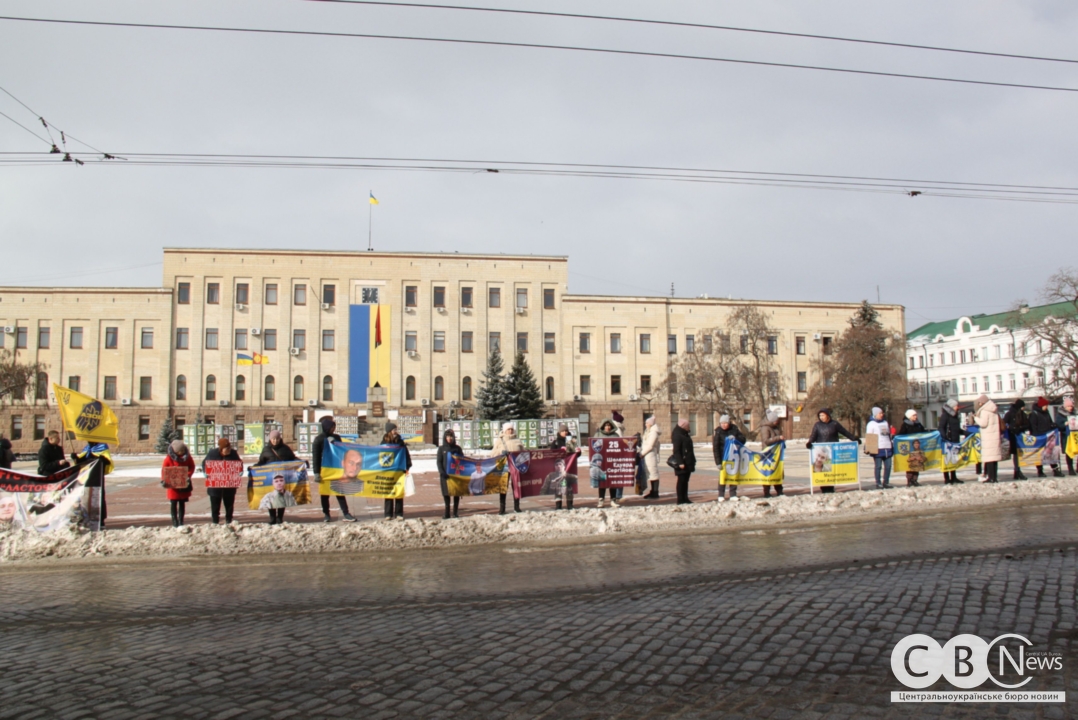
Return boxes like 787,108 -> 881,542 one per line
941,431 -> 981,473
809,441 -> 859,487
719,438 -> 784,486
1015,430 -> 1062,468
0,461 -> 102,532
588,436 -> 638,488
319,441 -> 409,498
247,461 -> 311,510
892,432 -> 943,473
508,449 -> 580,499
443,454 -> 509,497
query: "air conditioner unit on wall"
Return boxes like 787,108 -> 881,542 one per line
515,307 -> 526,315
218,400 -> 229,407
407,350 -> 418,358
251,328 -> 261,336
3,326 -> 13,334
461,307 -> 471,314
421,398 -> 432,407
629,394 -> 640,401
573,395 -> 584,402
679,393 -> 689,401
289,347 -> 301,356
307,399 -> 318,407
235,303 -> 247,311
813,333 -> 822,340
121,398 -> 132,406
437,307 -> 447,314
321,303 -> 331,310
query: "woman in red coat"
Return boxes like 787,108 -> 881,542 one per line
162,439 -> 196,527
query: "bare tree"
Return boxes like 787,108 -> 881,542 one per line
1012,268 -> 1078,400
0,349 -> 48,405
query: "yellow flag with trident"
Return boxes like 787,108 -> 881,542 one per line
53,384 -> 121,446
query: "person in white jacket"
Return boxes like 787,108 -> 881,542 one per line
865,407 -> 894,489
640,417 -> 661,499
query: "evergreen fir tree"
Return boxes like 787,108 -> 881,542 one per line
155,416 -> 180,453
475,347 -> 511,421
504,351 -> 544,419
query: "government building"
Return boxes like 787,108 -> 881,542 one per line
0,247 -> 904,452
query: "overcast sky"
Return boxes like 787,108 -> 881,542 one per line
2,0 -> 1076,331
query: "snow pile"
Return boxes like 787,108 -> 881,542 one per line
3,479 -> 1077,563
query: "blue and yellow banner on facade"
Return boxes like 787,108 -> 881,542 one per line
1015,430 -> 1062,468
810,441 -> 859,487
348,304 -> 391,404
444,454 -> 509,497
719,438 -> 784,486
319,440 -> 408,498
893,432 -> 943,473
247,460 -> 311,510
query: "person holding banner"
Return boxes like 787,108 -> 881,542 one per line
1055,397 -> 1077,476
898,410 -> 926,487
161,440 -> 196,527
550,424 -> 579,453
866,407 -> 894,489
938,400 -> 968,484
758,411 -> 785,498
0,438 -> 14,470
491,423 -> 524,513
595,418 -> 625,507
256,429 -> 299,465
806,409 -> 859,494
1003,400 -> 1030,481
671,418 -> 696,504
382,423 -> 413,519
37,431 -> 70,476
641,417 -> 662,499
312,417 -> 356,523
713,415 -> 746,501
202,438 -> 241,524
438,428 -> 464,519
1031,397 -> 1065,478
974,395 -> 1002,483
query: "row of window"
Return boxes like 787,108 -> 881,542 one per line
0,326 -> 144,350
404,285 -> 555,310
175,328 -> 335,352
907,341 -> 1047,370
916,370 -> 1048,397
173,374 -> 335,403
177,283 -> 338,307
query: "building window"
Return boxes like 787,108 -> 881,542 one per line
689,413 -> 697,437
205,375 -> 217,401
544,332 -> 556,353
739,335 -> 750,354
264,375 -> 275,401
294,284 -> 307,306
235,329 -> 248,350
35,416 -> 46,441
950,351 -> 957,364
293,375 -> 304,401
38,327 -> 50,349
461,287 -> 473,308
323,284 -> 335,306
767,336 -> 779,355
207,283 -> 220,304
543,288 -> 555,309
68,376 -> 80,392
70,327 -> 83,349
35,372 -> 48,400
488,287 -> 501,308
463,376 -> 473,401
796,336 -> 806,355
176,375 -> 187,401
236,283 -> 249,305
960,349 -> 966,363
517,332 -> 528,353
11,416 -> 22,440
405,286 -> 418,307
462,331 -> 473,353
797,371 -> 807,393
961,378 -> 968,394
406,375 -> 416,400
516,288 -> 528,309
140,328 -> 153,349
489,332 -> 501,353
611,375 -> 622,395
175,328 -> 190,350
580,375 -> 591,395
667,373 -> 678,397
263,329 -> 277,351
822,337 -> 833,355
139,376 -> 152,401
640,375 -> 651,394
434,376 -> 444,401
292,329 -> 305,351
703,334 -> 713,354
610,333 -> 621,354
996,375 -> 1003,392
178,282 -> 190,304
640,334 -> 651,353
322,330 -> 335,351
105,327 -> 118,349
264,284 -> 278,305
668,335 -> 677,354
579,332 -> 591,353
236,375 -> 246,402
322,375 -> 333,402
971,377 -> 978,393
138,416 -> 151,441
15,326 -> 27,349
103,376 -> 117,401
205,328 -> 219,350
545,376 -> 554,401
433,286 -> 446,307
1009,374 -> 1016,390
433,331 -> 446,352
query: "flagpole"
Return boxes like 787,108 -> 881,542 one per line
368,191 -> 373,252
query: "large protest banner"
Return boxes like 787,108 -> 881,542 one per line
719,438 -> 784,486
892,432 -> 943,473
319,441 -> 409,498
0,461 -> 102,532
1015,430 -> 1062,468
247,461 -> 311,510
588,437 -> 638,488
941,431 -> 981,473
508,449 -> 580,499
443,455 -> 509,497
204,459 -> 246,489
809,442 -> 859,489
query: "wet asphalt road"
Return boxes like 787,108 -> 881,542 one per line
2,500 -> 1076,719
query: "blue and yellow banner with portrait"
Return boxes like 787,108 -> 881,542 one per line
1015,430 -> 1062,468
444,454 -> 509,497
810,441 -> 859,487
247,460 -> 311,510
319,440 -> 408,498
941,431 -> 981,473
719,438 -> 784,486
893,432 -> 943,473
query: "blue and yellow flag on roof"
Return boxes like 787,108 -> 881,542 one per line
719,438 -> 784,486
319,440 -> 408,498
53,384 -> 120,446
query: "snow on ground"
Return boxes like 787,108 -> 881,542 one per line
4,479 -> 1077,563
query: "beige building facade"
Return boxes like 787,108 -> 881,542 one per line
1,248 -> 904,452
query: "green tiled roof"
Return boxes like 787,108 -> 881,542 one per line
907,300 -> 1077,340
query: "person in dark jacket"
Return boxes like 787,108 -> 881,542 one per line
1030,397 -> 1063,478
312,417 -> 355,522
0,438 -> 14,470
758,410 -> 786,498
938,399 -> 967,484
202,437 -> 241,524
255,429 -> 299,465
1003,399 -> 1029,480
550,424 -> 578,452
671,419 -> 696,505
898,409 -> 926,487
37,431 -> 70,475
594,418 -> 624,508
713,415 -> 747,501
437,428 -> 463,519
1055,397 -> 1077,477
806,408 -> 859,494
383,423 -> 412,519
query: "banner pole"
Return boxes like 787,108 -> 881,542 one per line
368,192 -> 373,252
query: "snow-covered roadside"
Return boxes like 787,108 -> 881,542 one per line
3,479 -> 1077,563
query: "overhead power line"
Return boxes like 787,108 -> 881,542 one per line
0,84 -> 114,158
309,0 -> 1078,66
2,15 -> 1077,93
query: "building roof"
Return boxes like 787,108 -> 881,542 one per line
907,300 -> 1077,340
163,247 -> 568,262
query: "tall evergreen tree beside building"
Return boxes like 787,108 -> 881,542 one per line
155,416 -> 180,453
475,347 -> 512,421
505,351 -> 544,420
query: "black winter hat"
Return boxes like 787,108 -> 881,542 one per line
320,416 -> 336,432
385,422 -> 398,433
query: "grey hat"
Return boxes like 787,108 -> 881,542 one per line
871,406 -> 883,417
719,414 -> 730,424
384,422 -> 397,433
945,399 -> 959,410
764,410 -> 778,424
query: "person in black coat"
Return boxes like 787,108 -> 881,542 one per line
806,408 -> 859,494
0,438 -> 15,470
1030,397 -> 1063,478
383,423 -> 412,520
201,437 -> 241,524
898,409 -> 926,487
312,417 -> 355,522
255,429 -> 299,465
938,399 -> 967,484
1055,397 -> 1077,477
713,414 -> 747,500
671,419 -> 696,505
1003,399 -> 1029,480
437,428 -> 463,519
37,431 -> 70,475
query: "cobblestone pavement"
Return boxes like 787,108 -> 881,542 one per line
2,512 -> 1075,718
